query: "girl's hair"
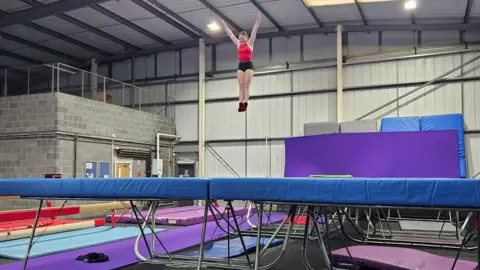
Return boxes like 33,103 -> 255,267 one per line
239,31 -> 249,38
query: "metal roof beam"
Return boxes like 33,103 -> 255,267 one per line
301,0 -> 323,27
0,0 -> 109,27
0,31 -> 83,64
199,0 -> 242,33
354,0 -> 367,25
0,49 -> 43,65
148,0 -> 209,39
21,0 -> 141,52
97,23 -> 480,63
131,0 -> 200,39
464,0 -> 474,24
0,9 -> 111,57
250,0 -> 283,31
90,5 -> 171,46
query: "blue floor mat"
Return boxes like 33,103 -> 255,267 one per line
0,226 -> 166,260
179,236 -> 283,258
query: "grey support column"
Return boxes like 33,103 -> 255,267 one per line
90,58 -> 98,100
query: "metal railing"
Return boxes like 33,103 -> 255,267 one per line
0,63 -> 175,119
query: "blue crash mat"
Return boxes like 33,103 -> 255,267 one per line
179,236 -> 283,258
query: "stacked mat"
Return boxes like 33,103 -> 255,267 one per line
380,114 -> 466,178
106,206 -> 250,226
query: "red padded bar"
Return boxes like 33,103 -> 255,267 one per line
0,206 -> 80,222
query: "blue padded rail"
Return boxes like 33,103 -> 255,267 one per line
210,177 -> 480,208
421,114 -> 466,177
0,178 -> 209,200
380,117 -> 421,132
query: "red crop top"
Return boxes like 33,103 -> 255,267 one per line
238,43 -> 253,62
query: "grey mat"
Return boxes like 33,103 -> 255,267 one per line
304,122 -> 339,136
340,120 -> 378,133
399,220 -> 456,232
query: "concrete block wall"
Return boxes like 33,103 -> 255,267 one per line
0,93 -> 57,133
54,93 -> 175,142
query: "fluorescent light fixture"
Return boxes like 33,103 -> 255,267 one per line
207,22 -> 220,31
404,0 -> 416,10
306,0 -> 395,6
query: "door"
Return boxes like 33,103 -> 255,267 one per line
116,163 -> 131,178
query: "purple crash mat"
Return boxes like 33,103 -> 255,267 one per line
332,246 -> 477,270
105,205 -> 199,223
154,206 -> 250,226
0,213 -> 285,270
284,130 -> 460,178
106,206 -> 251,226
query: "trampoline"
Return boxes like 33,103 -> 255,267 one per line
0,177 -> 479,270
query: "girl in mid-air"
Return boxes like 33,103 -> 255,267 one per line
220,12 -> 261,112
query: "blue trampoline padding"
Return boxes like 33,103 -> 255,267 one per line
421,114 -> 465,156
0,226 -> 165,260
380,117 -> 421,132
178,236 -> 283,258
460,157 -> 467,178
210,177 -> 480,208
0,177 -> 209,200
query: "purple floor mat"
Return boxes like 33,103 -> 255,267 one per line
106,206 -> 251,226
105,205 -> 200,223
1,213 -> 284,270
332,246 -> 477,270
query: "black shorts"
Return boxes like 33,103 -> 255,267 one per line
238,61 -> 254,72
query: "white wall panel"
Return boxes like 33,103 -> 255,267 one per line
206,101 -> 246,140
135,84 -> 166,105
246,141 -> 285,177
134,56 -> 155,80
397,54 -> 462,83
181,46 -> 213,74
206,143 -> 246,177
292,67 -> 336,92
398,83 -> 462,117
466,134 -> 480,178
253,38 -> 271,67
206,78 -> 237,99
381,31 -> 415,53
343,88 -> 398,121
206,72 -> 291,100
157,51 -> 179,77
292,92 -> 337,136
348,32 -> 379,57
463,52 -> 480,77
252,73 -> 291,96
216,43 -> 238,71
463,81 -> 480,130
247,97 -> 291,138
174,104 -> 198,142
271,36 -> 301,65
112,60 -> 132,81
421,31 -> 459,47
344,61 -> 397,88
167,82 -> 198,101
303,34 -> 336,61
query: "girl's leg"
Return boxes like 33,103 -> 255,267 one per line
237,70 -> 246,102
243,69 -> 255,103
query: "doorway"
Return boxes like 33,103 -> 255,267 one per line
115,162 -> 132,178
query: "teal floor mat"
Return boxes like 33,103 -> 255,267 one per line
0,226 -> 166,259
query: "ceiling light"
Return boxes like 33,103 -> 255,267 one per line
405,0 -> 416,10
207,22 -> 220,31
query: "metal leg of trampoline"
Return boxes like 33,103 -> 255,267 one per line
22,199 -> 44,270
130,201 -> 153,259
197,200 -> 210,270
254,203 -> 264,270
